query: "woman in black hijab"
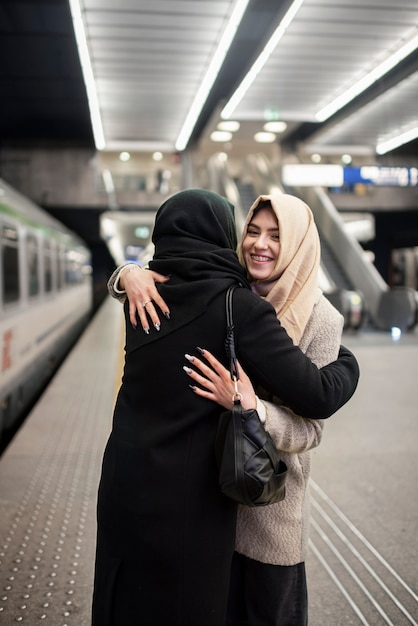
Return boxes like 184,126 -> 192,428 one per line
92,189 -> 358,625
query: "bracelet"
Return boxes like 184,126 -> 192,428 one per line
114,263 -> 141,293
120,263 -> 142,275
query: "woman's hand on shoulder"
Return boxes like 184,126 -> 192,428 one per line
183,348 -> 257,410
119,264 -> 170,332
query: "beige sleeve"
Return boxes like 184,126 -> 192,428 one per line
262,296 -> 344,453
107,263 -> 140,302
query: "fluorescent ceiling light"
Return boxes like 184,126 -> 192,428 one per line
69,0 -> 105,150
221,0 -> 305,120
217,121 -> 241,132
316,31 -> 418,122
175,0 -> 251,152
210,131 -> 233,142
264,121 -> 287,133
254,132 -> 276,143
376,124 -> 418,155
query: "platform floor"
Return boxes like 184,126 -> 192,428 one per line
307,329 -> 418,626
0,297 -> 417,625
0,297 -> 123,625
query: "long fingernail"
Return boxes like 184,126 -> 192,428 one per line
185,354 -> 194,362
164,311 -> 171,319
143,327 -> 150,335
189,384 -> 196,391
154,323 -> 160,331
183,366 -> 192,374
131,323 -> 137,330
196,346 -> 205,354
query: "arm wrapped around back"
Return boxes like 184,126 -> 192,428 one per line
232,288 -> 359,419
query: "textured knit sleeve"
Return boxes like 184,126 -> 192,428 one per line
107,263 -> 140,302
261,296 -> 344,452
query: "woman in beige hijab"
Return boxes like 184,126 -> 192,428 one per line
109,193 -> 345,626
186,194 -> 343,626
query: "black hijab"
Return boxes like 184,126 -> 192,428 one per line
126,188 -> 250,349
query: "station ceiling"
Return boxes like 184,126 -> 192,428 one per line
1,0 -> 418,158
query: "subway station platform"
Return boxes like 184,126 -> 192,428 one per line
0,297 -> 417,625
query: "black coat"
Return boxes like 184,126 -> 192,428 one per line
92,285 -> 358,625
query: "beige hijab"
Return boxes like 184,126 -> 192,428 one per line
238,193 -> 321,345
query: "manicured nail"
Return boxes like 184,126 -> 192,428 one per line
154,323 -> 160,331
189,384 -> 197,391
131,322 -> 137,330
185,354 -> 194,362
196,346 -> 205,354
143,327 -> 150,335
183,366 -> 192,374
164,311 -> 171,319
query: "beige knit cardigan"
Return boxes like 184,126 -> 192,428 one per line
235,291 -> 343,565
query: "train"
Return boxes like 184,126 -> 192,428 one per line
0,178 -> 93,446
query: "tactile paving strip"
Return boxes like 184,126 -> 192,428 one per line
0,298 -> 123,625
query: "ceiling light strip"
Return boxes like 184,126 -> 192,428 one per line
316,32 -> 418,122
175,0 -> 251,152
376,124 -> 418,155
220,0 -> 305,120
69,0 -> 106,150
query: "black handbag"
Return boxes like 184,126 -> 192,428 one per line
215,286 -> 287,507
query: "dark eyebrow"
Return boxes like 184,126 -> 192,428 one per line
247,221 -> 279,233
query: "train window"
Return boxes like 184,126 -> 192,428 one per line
43,240 -> 53,293
1,224 -> 20,304
56,246 -> 63,291
27,233 -> 39,296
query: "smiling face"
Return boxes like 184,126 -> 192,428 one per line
241,206 -> 280,294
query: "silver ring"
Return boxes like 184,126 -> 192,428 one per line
142,300 -> 152,307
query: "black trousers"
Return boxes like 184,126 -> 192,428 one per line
226,552 -> 308,626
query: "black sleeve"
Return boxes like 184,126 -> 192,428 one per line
234,291 -> 359,419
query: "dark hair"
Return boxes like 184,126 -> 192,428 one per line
252,199 -> 272,216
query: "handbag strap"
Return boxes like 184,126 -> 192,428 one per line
225,285 -> 246,499
225,285 -> 239,383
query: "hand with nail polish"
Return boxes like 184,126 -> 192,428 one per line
108,263 -> 171,333
183,349 -> 256,410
